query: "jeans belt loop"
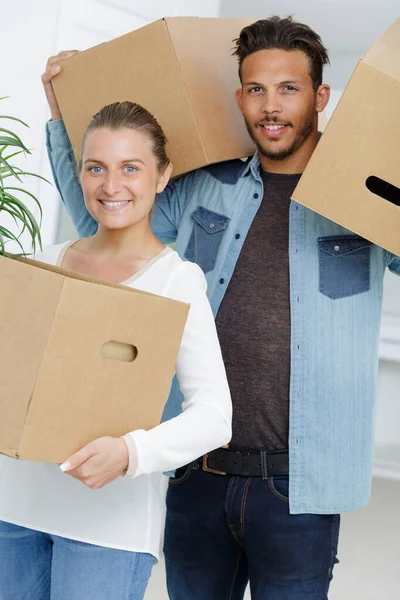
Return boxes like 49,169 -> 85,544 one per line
261,451 -> 268,480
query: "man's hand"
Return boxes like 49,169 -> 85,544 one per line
41,50 -> 79,120
60,436 -> 129,489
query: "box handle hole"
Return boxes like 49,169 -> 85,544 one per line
366,176 -> 400,207
101,341 -> 138,363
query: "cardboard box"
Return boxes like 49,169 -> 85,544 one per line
292,19 -> 400,256
52,17 -> 255,178
0,255 -> 189,463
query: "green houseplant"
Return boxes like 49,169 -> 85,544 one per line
0,96 -> 47,256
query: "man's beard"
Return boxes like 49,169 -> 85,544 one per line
244,110 -> 315,161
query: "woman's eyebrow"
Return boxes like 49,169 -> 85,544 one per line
83,158 -> 145,165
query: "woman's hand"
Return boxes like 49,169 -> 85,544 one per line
60,437 -> 129,489
41,50 -> 79,120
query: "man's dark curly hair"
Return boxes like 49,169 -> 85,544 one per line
233,16 -> 329,89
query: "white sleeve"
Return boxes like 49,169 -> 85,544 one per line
124,261 -> 232,477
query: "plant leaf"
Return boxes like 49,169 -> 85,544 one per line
0,225 -> 26,254
1,171 -> 52,186
3,186 -> 43,221
0,136 -> 29,151
1,191 -> 41,243
0,200 -> 34,236
0,115 -> 29,128
0,127 -> 29,149
3,150 -> 24,161
0,154 -> 22,182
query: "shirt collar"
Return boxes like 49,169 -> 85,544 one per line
240,151 -> 262,181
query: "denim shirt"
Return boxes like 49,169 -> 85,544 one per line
46,120 -> 400,514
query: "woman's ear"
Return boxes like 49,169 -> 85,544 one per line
156,162 -> 173,194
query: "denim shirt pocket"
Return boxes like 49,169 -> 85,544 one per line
184,206 -> 230,273
317,235 -> 372,300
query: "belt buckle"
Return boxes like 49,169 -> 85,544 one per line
202,453 -> 227,476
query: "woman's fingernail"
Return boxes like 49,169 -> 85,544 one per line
60,461 -> 72,472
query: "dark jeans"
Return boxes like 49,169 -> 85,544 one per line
164,465 -> 340,600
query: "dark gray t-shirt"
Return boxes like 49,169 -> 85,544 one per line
215,170 -> 301,451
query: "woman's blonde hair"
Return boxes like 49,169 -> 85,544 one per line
80,101 -> 170,173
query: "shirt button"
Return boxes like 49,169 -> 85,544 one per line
219,278 -> 225,284
253,193 -> 259,199
235,233 -> 241,239
334,245 -> 340,252
209,223 -> 215,229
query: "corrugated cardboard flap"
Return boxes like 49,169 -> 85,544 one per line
362,18 -> 400,81
0,255 -> 64,457
15,255 -> 185,303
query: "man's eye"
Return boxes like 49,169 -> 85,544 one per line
284,86 -> 297,92
249,87 -> 262,93
124,166 -> 137,173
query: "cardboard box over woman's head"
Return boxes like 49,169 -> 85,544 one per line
52,17 -> 255,178
0,256 -> 189,463
292,19 -> 400,256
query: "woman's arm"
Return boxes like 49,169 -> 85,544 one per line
123,261 -> 232,477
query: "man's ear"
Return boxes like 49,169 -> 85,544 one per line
235,88 -> 244,113
316,84 -> 330,113
156,162 -> 173,194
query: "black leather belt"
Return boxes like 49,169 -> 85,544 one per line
198,448 -> 289,477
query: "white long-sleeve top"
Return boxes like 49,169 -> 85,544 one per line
0,243 -> 231,557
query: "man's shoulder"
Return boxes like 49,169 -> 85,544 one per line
200,157 -> 252,185
174,156 -> 253,187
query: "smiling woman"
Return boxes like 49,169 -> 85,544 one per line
0,100 -> 232,600
62,103 -> 172,282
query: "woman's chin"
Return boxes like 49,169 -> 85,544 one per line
96,216 -> 148,231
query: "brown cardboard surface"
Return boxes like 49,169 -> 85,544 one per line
52,17 -> 255,177
292,19 -> 400,256
0,255 -> 189,463
362,19 -> 400,80
166,18 -> 254,166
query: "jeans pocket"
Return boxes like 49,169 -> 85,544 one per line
268,475 -> 289,503
169,464 -> 193,485
184,206 -> 230,273
318,235 -> 372,300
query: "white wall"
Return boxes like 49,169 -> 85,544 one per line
2,1 -> 63,252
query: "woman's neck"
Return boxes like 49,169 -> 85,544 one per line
84,221 -> 164,260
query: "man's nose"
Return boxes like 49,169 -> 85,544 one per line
261,91 -> 282,115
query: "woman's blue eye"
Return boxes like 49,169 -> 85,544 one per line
90,166 -> 103,173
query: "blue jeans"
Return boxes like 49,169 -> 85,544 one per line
164,466 -> 340,600
0,521 -> 155,600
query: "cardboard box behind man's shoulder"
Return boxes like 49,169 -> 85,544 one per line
0,255 -> 189,463
53,17 -> 255,178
